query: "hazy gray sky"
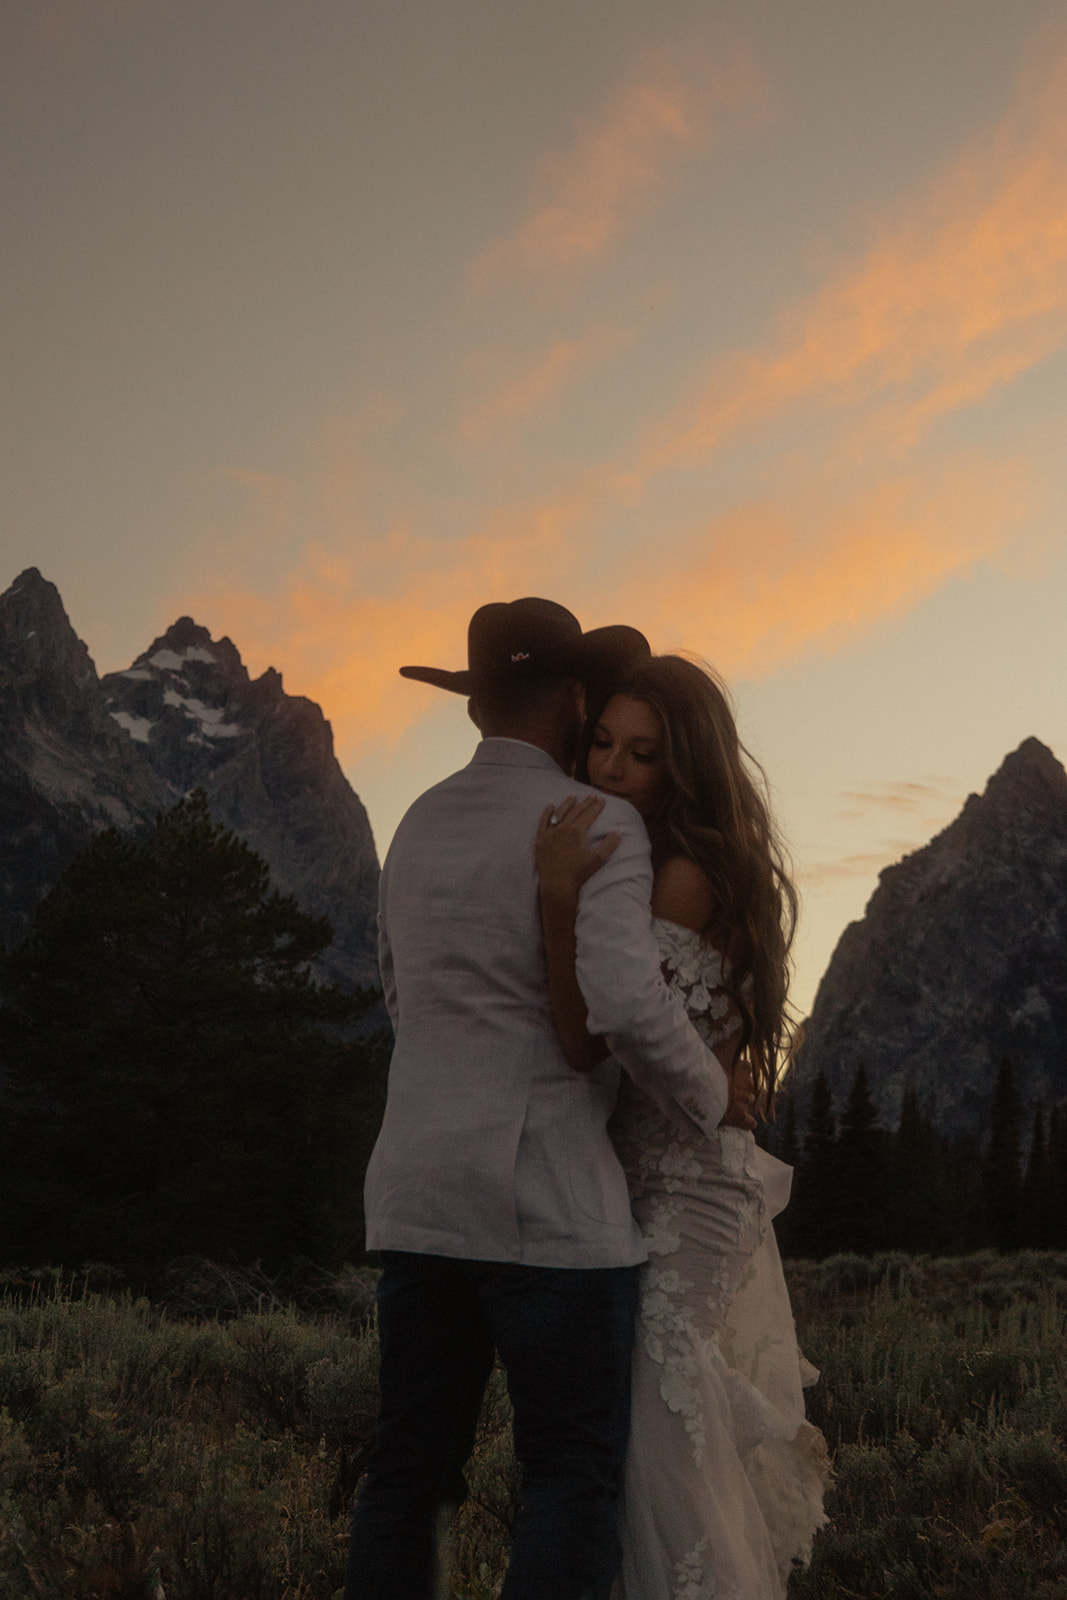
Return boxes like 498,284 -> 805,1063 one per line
5,0 -> 1067,1011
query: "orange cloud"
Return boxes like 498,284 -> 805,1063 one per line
836,780 -> 959,822
180,43 -> 1060,760
633,46 -> 1067,478
471,33 -> 771,286
186,446 -> 1028,761
800,777 -> 963,894
800,791 -> 960,890
799,849 -> 913,892
606,457 -> 1032,679
185,482 -> 601,755
461,327 -> 631,445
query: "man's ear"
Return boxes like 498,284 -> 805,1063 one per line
467,696 -> 482,731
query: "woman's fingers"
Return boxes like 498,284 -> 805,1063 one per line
538,793 -> 608,854
536,796 -> 618,889
538,796 -> 580,837
540,794 -> 578,832
550,794 -> 605,830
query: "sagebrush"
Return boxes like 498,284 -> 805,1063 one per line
2,1252 -> 1066,1598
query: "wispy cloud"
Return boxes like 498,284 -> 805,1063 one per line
187,441 -> 1028,760
631,46 -> 1067,480
836,779 -> 960,824
460,327 -> 631,446
184,455 -> 600,754
470,32 -> 771,287
798,843 -> 949,893
183,38 -> 1064,758
606,456 -> 1032,678
799,850 -> 909,892
801,777 -> 964,893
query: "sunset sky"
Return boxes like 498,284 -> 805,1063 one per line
4,0 -> 1067,1014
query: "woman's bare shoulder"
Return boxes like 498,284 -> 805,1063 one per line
650,854 -> 713,933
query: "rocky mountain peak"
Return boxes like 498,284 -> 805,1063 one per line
0,567 -> 99,705
981,736 -> 1067,819
106,622 -> 293,762
1,566 -> 76,634
896,738 -> 1067,885
104,623 -> 254,763
798,738 -> 1067,1137
1,571 -> 379,986
0,573 -> 171,947
101,618 -> 378,986
133,617 -> 249,685
0,569 -> 160,783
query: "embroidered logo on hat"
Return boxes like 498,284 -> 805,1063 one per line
510,652 -> 531,662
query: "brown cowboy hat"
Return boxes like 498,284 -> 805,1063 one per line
400,598 -> 650,696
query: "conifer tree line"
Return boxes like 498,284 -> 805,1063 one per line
766,1058 -> 1067,1258
9,789 -> 1063,1275
0,792 -> 389,1290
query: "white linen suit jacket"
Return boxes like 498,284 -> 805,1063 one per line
364,738 -> 730,1268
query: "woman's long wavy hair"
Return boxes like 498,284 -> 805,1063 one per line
580,654 -> 798,1112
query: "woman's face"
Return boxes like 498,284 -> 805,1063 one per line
586,695 -> 671,820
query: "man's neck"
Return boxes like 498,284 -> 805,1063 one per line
482,724 -> 573,773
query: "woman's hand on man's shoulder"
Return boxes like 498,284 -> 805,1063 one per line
535,794 -> 621,902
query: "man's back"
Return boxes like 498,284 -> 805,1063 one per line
366,737 -> 646,1267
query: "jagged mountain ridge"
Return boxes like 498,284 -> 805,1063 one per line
0,570 -> 171,948
798,737 -> 1067,1137
0,569 -> 379,987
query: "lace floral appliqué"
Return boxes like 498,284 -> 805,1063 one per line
639,1265 -> 707,1464
611,919 -> 830,1599
673,1535 -> 743,1600
652,918 -> 738,1052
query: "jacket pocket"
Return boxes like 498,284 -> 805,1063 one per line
567,1112 -> 634,1227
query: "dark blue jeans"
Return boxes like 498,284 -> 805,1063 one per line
344,1251 -> 640,1600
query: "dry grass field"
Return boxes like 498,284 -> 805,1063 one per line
1,1252 -> 1065,1599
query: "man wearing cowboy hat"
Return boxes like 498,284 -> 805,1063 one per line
345,599 -> 739,1600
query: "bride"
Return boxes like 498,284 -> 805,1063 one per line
535,652 -> 829,1600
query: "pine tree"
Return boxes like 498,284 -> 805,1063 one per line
885,1081 -> 947,1253
0,791 -> 388,1282
789,1069 -> 837,1258
939,1129 -> 985,1254
832,1062 -> 889,1255
1021,1103 -> 1052,1246
777,1094 -> 799,1166
763,1092 -> 800,1254
980,1057 -> 1022,1251
1047,1105 -> 1067,1248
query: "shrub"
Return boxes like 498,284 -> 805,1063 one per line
3,1253 -> 1067,1598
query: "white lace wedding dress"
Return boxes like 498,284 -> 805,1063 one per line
609,919 -> 829,1600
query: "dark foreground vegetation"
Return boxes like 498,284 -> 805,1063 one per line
0,793 -> 389,1287
1,1251 -> 1066,1599
769,1059 -> 1067,1260
2,796 -> 1066,1595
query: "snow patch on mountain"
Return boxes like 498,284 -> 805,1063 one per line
110,711 -> 154,743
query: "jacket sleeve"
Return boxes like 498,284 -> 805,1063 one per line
376,868 -> 399,1032
574,808 -> 729,1136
